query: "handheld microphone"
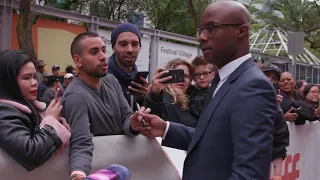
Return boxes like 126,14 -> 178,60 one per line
85,164 -> 130,180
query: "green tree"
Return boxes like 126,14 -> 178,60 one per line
259,0 -> 320,51
89,0 -> 141,21
16,0 -> 37,60
140,0 -> 210,36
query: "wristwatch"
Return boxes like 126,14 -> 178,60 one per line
39,124 -> 55,133
39,124 -> 63,148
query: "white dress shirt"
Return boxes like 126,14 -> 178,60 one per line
162,53 -> 252,139
212,53 -> 252,97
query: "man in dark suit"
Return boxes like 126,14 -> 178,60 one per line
131,1 -> 278,180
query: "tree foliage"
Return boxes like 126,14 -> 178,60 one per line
140,0 -> 210,36
41,0 -> 141,22
259,0 -> 320,50
37,0 -> 209,36
16,0 -> 320,58
16,0 -> 37,60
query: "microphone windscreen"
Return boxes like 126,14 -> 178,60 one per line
86,164 -> 130,180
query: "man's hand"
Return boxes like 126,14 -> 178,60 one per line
284,107 -> 298,122
70,171 -> 86,180
128,77 -> 148,97
130,106 -> 151,131
131,112 -> 167,138
58,117 -> 71,132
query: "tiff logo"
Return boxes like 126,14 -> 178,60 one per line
270,153 -> 300,180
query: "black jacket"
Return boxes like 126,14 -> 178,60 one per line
188,86 -> 209,119
280,91 -> 317,125
0,101 -> 62,171
144,92 -> 198,127
272,105 -> 289,160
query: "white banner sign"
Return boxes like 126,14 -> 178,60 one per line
98,29 -> 151,71
158,121 -> 320,180
269,121 -> 320,180
156,137 -> 186,178
0,135 -> 181,180
158,40 -> 199,67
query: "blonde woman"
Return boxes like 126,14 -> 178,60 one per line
144,59 -> 197,127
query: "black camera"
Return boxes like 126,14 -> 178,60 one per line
291,103 -> 302,113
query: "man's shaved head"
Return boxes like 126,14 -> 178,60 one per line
205,1 -> 250,26
199,1 -> 251,68
71,32 -> 100,57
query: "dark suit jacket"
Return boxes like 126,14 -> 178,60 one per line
162,59 -> 278,180
144,92 -> 198,127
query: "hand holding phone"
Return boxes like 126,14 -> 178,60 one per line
160,69 -> 184,84
45,90 -> 63,120
284,106 -> 299,122
133,72 -> 149,86
129,72 -> 149,96
55,88 -> 62,101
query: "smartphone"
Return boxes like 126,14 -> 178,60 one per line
290,103 -> 301,113
55,88 -> 62,100
291,107 -> 302,114
129,71 -> 149,95
133,71 -> 149,85
160,69 -> 185,83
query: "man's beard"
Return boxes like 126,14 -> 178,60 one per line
115,51 -> 136,68
82,65 -> 107,78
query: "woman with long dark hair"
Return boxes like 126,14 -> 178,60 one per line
0,49 -> 71,171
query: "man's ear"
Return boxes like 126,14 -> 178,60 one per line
238,24 -> 249,39
73,54 -> 82,68
112,46 -> 116,53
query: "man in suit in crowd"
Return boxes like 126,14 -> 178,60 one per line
131,1 -> 278,179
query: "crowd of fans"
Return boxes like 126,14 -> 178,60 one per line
0,10 -> 318,180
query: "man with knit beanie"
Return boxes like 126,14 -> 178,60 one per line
108,23 -> 148,111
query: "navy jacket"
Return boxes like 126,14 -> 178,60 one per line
163,59 -> 277,180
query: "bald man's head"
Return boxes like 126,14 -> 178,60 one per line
206,1 -> 251,27
199,1 -> 251,68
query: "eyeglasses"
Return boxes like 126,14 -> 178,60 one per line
197,23 -> 243,38
194,71 -> 212,79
